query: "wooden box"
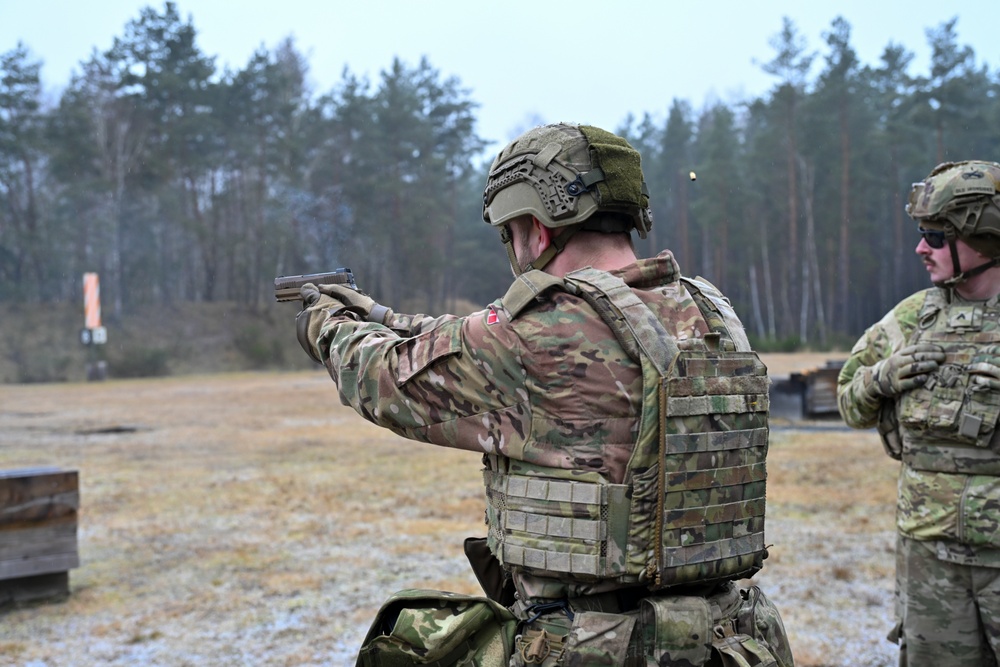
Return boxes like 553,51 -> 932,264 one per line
0,467 -> 79,605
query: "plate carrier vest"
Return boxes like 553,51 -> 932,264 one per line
484,268 -> 770,589
882,289 -> 1000,475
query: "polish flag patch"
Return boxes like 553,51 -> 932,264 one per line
486,306 -> 500,326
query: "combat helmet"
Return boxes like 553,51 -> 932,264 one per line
482,123 -> 652,275
907,160 -> 1000,287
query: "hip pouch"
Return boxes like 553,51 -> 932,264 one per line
511,609 -> 635,666
509,585 -> 787,667
356,589 -> 517,667
636,587 -> 778,667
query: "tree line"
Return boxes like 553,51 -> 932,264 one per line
1,4 -> 996,347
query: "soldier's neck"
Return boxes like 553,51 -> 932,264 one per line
953,267 -> 1000,301
546,246 -> 639,277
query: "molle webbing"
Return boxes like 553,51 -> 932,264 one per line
568,269 -> 769,587
897,289 -> 1000,474
485,269 -> 770,588
483,471 -> 630,577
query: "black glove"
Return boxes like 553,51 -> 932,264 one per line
869,343 -> 945,397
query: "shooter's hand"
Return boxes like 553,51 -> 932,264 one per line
294,283 -> 341,364
300,283 -> 393,325
294,283 -> 394,364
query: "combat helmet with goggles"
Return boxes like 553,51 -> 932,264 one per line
482,123 -> 653,275
907,160 -> 1000,288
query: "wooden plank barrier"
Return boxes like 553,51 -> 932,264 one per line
0,467 -> 79,606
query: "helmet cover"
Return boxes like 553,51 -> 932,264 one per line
482,123 -> 651,237
907,160 -> 1000,257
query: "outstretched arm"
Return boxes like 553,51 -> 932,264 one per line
308,297 -> 530,455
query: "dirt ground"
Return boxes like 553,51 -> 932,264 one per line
0,353 -> 902,667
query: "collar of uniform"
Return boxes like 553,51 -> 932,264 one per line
608,249 -> 681,288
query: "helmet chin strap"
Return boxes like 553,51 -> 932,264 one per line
499,223 -> 524,277
499,222 -> 579,276
936,236 -> 1000,288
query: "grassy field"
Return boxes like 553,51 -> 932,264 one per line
0,354 -> 902,666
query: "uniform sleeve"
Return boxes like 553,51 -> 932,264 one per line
314,305 -> 531,454
837,292 -> 925,428
385,311 -> 458,336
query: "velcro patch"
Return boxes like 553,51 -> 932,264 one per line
487,306 -> 500,326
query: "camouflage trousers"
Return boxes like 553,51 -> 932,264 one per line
895,535 -> 1000,667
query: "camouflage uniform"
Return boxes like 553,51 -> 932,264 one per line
317,250 -> 792,666
838,288 -> 1000,666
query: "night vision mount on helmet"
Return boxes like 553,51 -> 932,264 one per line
907,160 -> 1000,287
482,123 -> 653,275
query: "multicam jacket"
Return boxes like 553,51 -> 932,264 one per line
316,250 -> 764,599
838,287 -> 1000,566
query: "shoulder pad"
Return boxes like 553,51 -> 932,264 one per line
898,289 -> 937,333
681,275 -> 725,301
501,271 -> 566,320
916,288 -> 940,332
919,287 -> 945,310
681,276 -> 751,352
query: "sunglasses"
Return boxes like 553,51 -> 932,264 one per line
919,228 -> 947,249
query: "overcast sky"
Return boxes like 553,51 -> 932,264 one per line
1,1 -> 996,156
